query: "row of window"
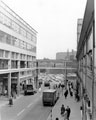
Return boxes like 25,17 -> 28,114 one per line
0,59 -> 36,69
20,70 -> 32,77
0,12 -> 36,43
0,30 -> 36,53
79,53 -> 92,72
0,49 -> 36,61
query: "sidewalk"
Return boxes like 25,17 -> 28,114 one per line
0,94 -> 23,108
47,93 -> 82,120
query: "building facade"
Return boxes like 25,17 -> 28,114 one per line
56,49 -> 76,60
0,1 -> 37,97
76,0 -> 96,120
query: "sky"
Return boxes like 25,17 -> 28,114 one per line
2,0 -> 87,59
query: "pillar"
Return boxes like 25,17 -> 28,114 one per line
8,73 -> 11,98
17,72 -> 20,96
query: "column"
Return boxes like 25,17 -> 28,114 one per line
8,73 -> 11,98
17,72 -> 20,96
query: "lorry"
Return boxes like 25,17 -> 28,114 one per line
42,89 -> 58,106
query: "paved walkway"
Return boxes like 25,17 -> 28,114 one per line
47,93 -> 82,120
0,94 -> 23,108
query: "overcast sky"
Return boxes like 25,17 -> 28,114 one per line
2,0 -> 87,59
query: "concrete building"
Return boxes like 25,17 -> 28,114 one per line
56,49 -> 76,60
0,1 -> 37,97
76,0 -> 96,120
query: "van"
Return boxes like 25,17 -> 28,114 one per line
24,84 -> 35,95
42,89 -> 58,106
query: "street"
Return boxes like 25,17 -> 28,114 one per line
1,91 -> 51,120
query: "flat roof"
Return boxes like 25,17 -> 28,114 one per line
43,89 -> 56,93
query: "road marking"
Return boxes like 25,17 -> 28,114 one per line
27,103 -> 33,108
17,109 -> 25,116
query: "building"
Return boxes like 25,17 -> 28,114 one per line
77,19 -> 83,48
56,49 -> 76,60
76,0 -> 96,120
0,1 -> 37,97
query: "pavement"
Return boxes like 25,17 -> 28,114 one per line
47,92 -> 82,120
0,94 -> 23,108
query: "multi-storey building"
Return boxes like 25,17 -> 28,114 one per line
76,0 -> 96,120
0,1 -> 37,97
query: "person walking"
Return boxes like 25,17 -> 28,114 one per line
66,106 -> 71,120
64,89 -> 68,99
61,104 -> 65,116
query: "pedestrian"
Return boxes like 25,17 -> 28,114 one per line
64,89 -> 68,99
70,90 -> 73,97
66,106 -> 71,120
61,104 -> 65,116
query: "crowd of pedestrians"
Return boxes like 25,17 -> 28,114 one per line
58,80 -> 75,120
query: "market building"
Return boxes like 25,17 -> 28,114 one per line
0,1 -> 37,97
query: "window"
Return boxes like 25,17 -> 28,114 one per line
0,59 -> 8,69
12,21 -> 19,33
5,51 -> 9,58
27,32 -> 31,40
3,15 -> 11,27
20,27 -> 26,37
15,38 -> 20,47
0,30 -> 6,43
6,34 -> 11,44
11,60 -> 18,69
0,12 -> 4,23
0,50 -> 4,57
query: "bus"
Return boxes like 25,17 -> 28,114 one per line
42,89 -> 58,106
